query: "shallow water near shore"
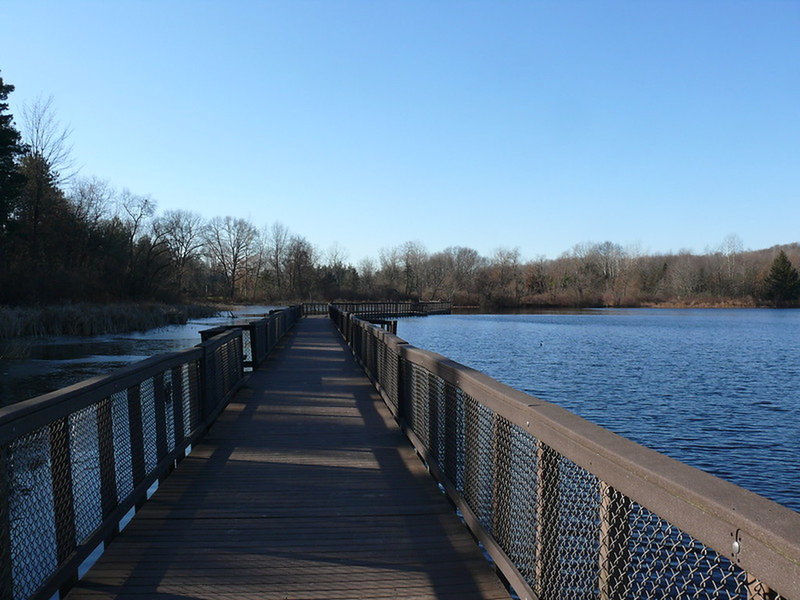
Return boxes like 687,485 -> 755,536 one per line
397,308 -> 800,512
0,305 -> 280,407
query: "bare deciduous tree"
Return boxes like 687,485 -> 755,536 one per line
357,257 -> 377,295
118,189 -> 156,245
154,209 -> 206,294
70,177 -> 115,230
265,221 -> 290,294
283,234 -> 317,299
22,96 -> 76,183
204,216 -> 258,299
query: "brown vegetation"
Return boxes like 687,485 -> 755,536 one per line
0,303 -> 218,339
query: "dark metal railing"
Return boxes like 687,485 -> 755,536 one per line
330,306 -> 799,600
201,306 -> 303,369
0,306 -> 300,600
301,301 -> 451,318
300,302 -> 329,316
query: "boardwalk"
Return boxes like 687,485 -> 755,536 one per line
67,317 -> 509,600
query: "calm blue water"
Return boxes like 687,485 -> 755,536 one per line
397,309 -> 800,512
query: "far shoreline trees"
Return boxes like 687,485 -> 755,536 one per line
0,73 -> 798,309
764,251 -> 800,306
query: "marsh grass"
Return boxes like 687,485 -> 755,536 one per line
0,303 -> 219,339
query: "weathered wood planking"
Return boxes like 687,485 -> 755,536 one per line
67,317 -> 509,600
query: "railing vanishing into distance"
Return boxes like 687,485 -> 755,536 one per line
0,306 -> 301,600
201,307 -> 303,369
330,306 -> 800,600
301,301 -> 451,318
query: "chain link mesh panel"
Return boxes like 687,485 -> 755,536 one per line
408,363 -> 431,450
535,446 -> 601,600
462,392 -> 495,533
442,383 -> 465,493
0,361 -> 216,600
492,417 -> 538,584
612,490 -> 786,600
212,337 -> 242,402
185,360 -> 201,434
7,425 -> 57,600
241,328 -> 252,367
164,369 -> 176,454
110,390 -> 133,504
138,378 -> 158,475
68,405 -> 102,546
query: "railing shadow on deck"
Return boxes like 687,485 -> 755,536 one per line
330,306 -> 800,600
0,306 -> 302,600
72,317 -> 496,599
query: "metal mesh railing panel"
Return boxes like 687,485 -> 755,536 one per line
139,378 -> 158,475
442,383 -> 465,492
381,346 -> 400,410
164,370 -> 176,453
534,446 -> 601,600
68,405 -> 102,546
7,426 -> 57,600
110,390 -> 133,503
427,372 -> 446,468
462,392 -> 495,533
183,362 -> 199,434
213,344 -> 227,401
408,363 -> 431,449
241,328 -> 252,366
492,417 -> 538,583
605,490 -> 786,600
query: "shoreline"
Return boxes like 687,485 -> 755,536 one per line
0,302 -> 220,339
454,300 -> 797,313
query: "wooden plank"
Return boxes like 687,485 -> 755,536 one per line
67,317 -> 508,600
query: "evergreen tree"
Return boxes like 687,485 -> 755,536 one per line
764,250 -> 800,305
0,71 -> 27,233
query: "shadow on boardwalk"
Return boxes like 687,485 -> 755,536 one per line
67,317 -> 509,600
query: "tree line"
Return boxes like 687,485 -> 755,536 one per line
2,73 -> 798,308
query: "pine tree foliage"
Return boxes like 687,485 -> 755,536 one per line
0,71 -> 27,232
764,250 -> 800,305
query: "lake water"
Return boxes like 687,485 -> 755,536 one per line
0,305 -> 281,407
397,309 -> 800,512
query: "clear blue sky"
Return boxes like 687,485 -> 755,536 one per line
1,1 -> 798,262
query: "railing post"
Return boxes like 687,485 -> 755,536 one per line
535,441 -> 560,600
127,385 -> 146,485
199,343 -> 217,425
747,575 -> 779,600
397,354 -> 408,421
491,416 -> 512,548
49,417 -> 77,566
187,361 -> 201,433
598,482 -> 631,600
171,366 -> 185,445
95,397 -> 118,521
442,382 -> 459,485
0,445 -> 14,600
427,372 -> 441,462
153,372 -> 169,461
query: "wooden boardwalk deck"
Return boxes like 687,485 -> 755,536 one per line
67,317 -> 509,600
